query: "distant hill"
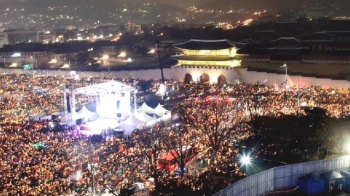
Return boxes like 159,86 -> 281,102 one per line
196,0 -> 350,11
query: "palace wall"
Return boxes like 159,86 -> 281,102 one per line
2,65 -> 350,89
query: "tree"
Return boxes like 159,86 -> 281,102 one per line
161,123 -> 197,177
133,127 -> 165,186
179,97 -> 252,172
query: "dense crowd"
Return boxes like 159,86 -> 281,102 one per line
1,73 -> 350,195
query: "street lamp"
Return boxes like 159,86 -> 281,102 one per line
280,64 -> 288,83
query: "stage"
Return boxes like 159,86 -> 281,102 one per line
63,80 -> 171,136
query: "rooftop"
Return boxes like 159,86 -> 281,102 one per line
173,55 -> 240,61
246,62 -> 350,78
173,39 -> 245,50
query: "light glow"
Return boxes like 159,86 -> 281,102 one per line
101,55 -> 109,60
148,49 -> 155,54
156,84 -> 166,96
9,63 -> 17,67
49,59 -> 57,64
126,57 -> 132,62
240,155 -> 251,165
118,52 -> 126,58
61,64 -> 70,68
11,53 -> 21,57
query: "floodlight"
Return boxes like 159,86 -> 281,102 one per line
240,155 -> 251,165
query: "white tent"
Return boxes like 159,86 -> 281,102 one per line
121,114 -> 145,126
147,114 -> 159,126
77,106 -> 97,120
139,102 -> 155,114
154,103 -> 170,116
134,111 -> 154,122
120,114 -> 145,135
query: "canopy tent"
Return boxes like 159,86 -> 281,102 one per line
298,173 -> 325,195
151,115 -> 158,122
139,102 -> 156,114
134,111 -> 157,126
154,103 -> 170,116
134,111 -> 154,122
121,115 -> 145,126
77,106 -> 97,120
320,171 -> 345,192
120,114 -> 146,135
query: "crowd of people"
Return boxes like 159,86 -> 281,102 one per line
1,73 -> 350,195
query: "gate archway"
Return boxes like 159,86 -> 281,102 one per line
200,73 -> 210,83
184,73 -> 193,84
217,74 -> 227,84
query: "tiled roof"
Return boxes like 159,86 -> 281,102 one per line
172,55 -> 239,61
173,39 -> 245,50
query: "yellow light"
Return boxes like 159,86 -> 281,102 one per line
199,50 -> 210,54
148,49 -> 155,54
61,63 -> 70,68
101,55 -> 109,60
118,52 -> 126,58
49,59 -> 57,64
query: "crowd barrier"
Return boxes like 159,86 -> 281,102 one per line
213,156 -> 350,196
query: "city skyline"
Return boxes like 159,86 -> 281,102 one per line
0,0 -> 348,30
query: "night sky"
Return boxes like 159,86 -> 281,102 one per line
2,0 -> 350,10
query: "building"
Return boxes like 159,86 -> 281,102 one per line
240,32 -> 350,64
172,39 -> 246,69
0,43 -> 78,69
0,29 -> 40,46
125,22 -> 142,34
171,39 -> 247,83
39,33 -> 58,44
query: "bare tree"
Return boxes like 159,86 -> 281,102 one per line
161,124 -> 197,177
133,126 -> 165,186
187,98 -> 251,166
